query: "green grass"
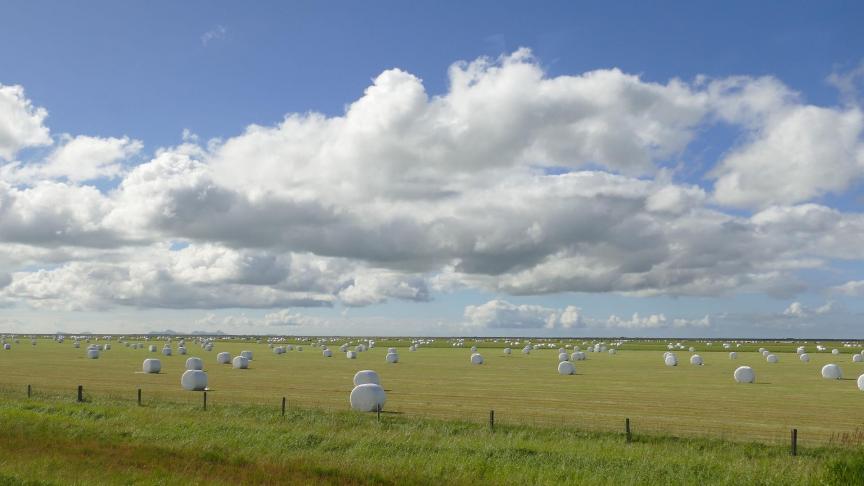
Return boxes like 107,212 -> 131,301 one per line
0,392 -> 862,485
1,337 -> 862,446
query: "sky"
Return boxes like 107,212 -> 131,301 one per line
1,1 -> 864,337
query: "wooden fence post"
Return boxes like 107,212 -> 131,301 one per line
489,410 -> 495,432
137,388 -> 142,406
203,391 -> 207,411
791,428 -> 798,456
77,385 -> 83,403
282,396 -> 286,417
626,418 -> 632,443
27,384 -> 31,398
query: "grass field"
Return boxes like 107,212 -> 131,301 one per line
0,336 -> 862,448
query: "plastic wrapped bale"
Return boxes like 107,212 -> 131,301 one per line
87,348 -> 100,359
558,352 -> 569,362
470,353 -> 484,365
286,345 -> 294,351
356,344 -> 367,353
761,350 -> 771,357
162,347 -> 172,357
733,366 -> 755,383
204,344 -> 213,352
690,354 -> 703,365
322,349 -> 333,358
2,343 -> 10,350
522,346 -> 531,355
800,353 -> 810,363
73,341 -> 80,349
832,349 -> 840,355
408,345 -> 417,352
104,343 -> 111,350
142,358 -> 161,373
797,346 -> 806,355
388,348 -> 397,354
353,370 -> 381,386
821,363 -> 842,379
858,374 -> 864,391
854,354 -> 863,363
558,361 -> 576,375
688,347 -> 695,353
571,351 -> 586,361
240,350 -> 253,361
608,349 -> 617,355
766,354 -> 779,363
185,357 -> 203,370
385,352 -> 399,363
729,352 -> 738,359
178,347 -> 187,355
149,345 -> 157,352
664,354 -> 678,366
181,370 -> 208,391
217,352 -> 232,364
349,383 -> 386,412
503,347 -> 512,355
232,355 -> 249,369
339,344 -> 348,353
346,350 -> 357,359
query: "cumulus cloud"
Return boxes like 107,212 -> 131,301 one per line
464,299 -> 582,329
782,301 -> 834,318
0,84 -> 51,160
3,134 -> 142,183
605,313 -> 710,329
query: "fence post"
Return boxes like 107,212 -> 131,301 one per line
791,428 -> 797,456
27,384 -> 31,398
203,391 -> 207,411
626,418 -> 632,443
489,410 -> 495,432
377,403 -> 381,422
282,396 -> 286,417
77,385 -> 83,403
137,388 -> 142,406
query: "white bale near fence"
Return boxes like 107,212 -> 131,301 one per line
185,357 -> 203,370
664,354 -> 678,366
178,347 -> 187,355
503,347 -> 512,355
690,354 -> 703,365
408,345 -> 417,352
733,366 -> 755,383
797,346 -> 806,355
761,350 -> 770,357
240,350 -> 253,361
800,353 -> 811,363
853,354 -> 863,363
3,343 -> 10,350
142,358 -> 161,373
232,356 -> 249,369
558,361 -> 576,375
323,349 -> 333,358
729,352 -> 738,359
832,349 -> 839,355
347,350 -> 357,359
558,352 -> 569,362
349,383 -> 386,412
470,346 -> 478,353
87,348 -> 100,359
353,370 -> 381,386
858,374 -> 864,391
766,354 -> 779,363
217,352 -> 232,364
181,370 -> 208,391
758,347 -> 766,353
522,346 -> 531,354
385,352 -> 399,363
104,343 -> 111,350
688,347 -> 695,353
356,344 -> 367,353
149,345 -> 157,352
286,345 -> 294,351
388,348 -> 397,354
339,344 -> 348,352
73,341 -> 80,348
470,353 -> 484,365
162,347 -> 172,356
821,363 -> 842,379
571,351 -> 586,361
204,344 -> 213,352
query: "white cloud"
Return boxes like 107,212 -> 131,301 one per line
832,280 -> 864,296
0,84 -> 51,160
201,25 -> 226,46
782,301 -> 834,318
604,313 -> 710,329
464,299 -> 583,329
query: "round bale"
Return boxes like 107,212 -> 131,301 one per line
353,370 -> 380,386
558,361 -> 576,375
181,370 -> 208,391
349,383 -> 386,412
821,363 -> 842,379
232,355 -> 249,369
185,357 -> 203,370
216,352 -> 231,364
733,366 -> 755,383
142,358 -> 161,373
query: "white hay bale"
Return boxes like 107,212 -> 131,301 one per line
470,353 -> 484,365
832,349 -> 839,355
181,370 -> 208,391
797,346 -> 806,355
522,346 -> 531,355
690,354 -> 703,365
664,354 -> 678,366
2,343 -> 10,350
346,350 -> 357,359
339,344 -> 348,352
232,355 -> 249,369
470,346 -> 478,353
103,343 -> 111,350
571,351 -> 586,361
323,349 -> 333,358
162,347 -> 172,356
729,352 -> 738,359
142,358 -> 161,373
800,353 -> 810,362
608,349 -> 617,355
761,350 -> 770,357
853,354 -> 863,363
766,354 -> 778,363
558,361 -> 576,375
149,345 -> 157,352
408,345 -> 416,352
503,347 -> 512,355
240,350 -> 253,361
73,341 -> 80,348
349,383 -> 386,412
733,366 -> 755,383
87,348 -> 100,359
353,370 -> 381,386
385,352 -> 399,363
858,374 -> 864,391
821,363 -> 842,379
178,347 -> 187,355
185,357 -> 203,370
216,352 -> 232,364
688,346 -> 695,353
388,348 -> 397,354
558,352 -> 569,362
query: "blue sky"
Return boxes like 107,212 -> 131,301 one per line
1,1 -> 864,337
